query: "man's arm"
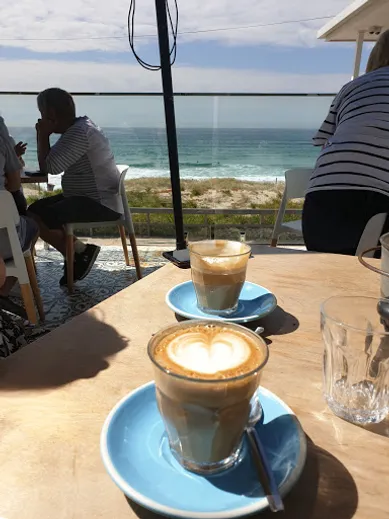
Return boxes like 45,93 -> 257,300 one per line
37,132 -> 51,174
37,120 -> 89,176
36,119 -> 54,175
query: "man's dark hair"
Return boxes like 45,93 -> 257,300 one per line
37,88 -> 76,119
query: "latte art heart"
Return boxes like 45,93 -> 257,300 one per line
167,331 -> 251,375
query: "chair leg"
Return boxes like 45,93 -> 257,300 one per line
129,232 -> 142,280
20,283 -> 38,325
118,225 -> 130,267
25,255 -> 45,322
271,238 -> 278,247
30,250 -> 37,273
66,232 -> 75,294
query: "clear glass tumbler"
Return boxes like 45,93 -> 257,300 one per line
321,296 -> 389,424
189,240 -> 251,316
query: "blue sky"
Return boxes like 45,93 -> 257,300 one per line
0,0 -> 374,125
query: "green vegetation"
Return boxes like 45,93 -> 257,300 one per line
25,177 -> 303,239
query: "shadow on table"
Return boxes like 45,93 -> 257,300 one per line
175,305 -> 299,338
358,417 -> 389,438
245,305 -> 299,337
0,310 -> 129,390
250,245 -> 310,256
125,437 -> 358,519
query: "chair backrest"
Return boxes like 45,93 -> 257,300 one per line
284,168 -> 314,200
0,190 -> 20,228
116,165 -> 135,234
0,191 -> 28,279
356,213 -> 387,258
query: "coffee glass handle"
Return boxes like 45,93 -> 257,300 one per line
358,246 -> 389,279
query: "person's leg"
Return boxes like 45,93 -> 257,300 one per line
28,194 -> 68,255
30,195 -> 120,284
302,190 -> 370,256
52,196 -> 121,284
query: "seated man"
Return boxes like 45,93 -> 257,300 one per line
29,88 -> 123,285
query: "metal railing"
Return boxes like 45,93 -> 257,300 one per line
0,92 -> 336,96
128,207 -> 302,239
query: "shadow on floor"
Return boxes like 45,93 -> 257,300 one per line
9,247 -> 166,332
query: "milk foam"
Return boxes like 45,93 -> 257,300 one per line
190,241 -> 250,272
166,330 -> 251,375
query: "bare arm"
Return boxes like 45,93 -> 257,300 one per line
5,170 -> 21,192
37,131 -> 51,175
3,138 -> 22,192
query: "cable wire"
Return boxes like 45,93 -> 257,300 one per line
127,0 -> 178,71
0,15 -> 333,42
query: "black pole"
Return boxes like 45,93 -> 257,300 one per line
155,0 -> 186,250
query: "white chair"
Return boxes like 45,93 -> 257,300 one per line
356,213 -> 387,257
0,191 -> 44,324
271,168 -> 313,247
65,165 -> 142,293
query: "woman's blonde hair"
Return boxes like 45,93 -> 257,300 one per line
366,29 -> 389,73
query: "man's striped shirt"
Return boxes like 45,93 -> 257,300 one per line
46,117 -> 123,214
307,66 -> 389,197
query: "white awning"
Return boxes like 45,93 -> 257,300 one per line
318,0 -> 389,42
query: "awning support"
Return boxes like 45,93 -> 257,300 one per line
352,30 -> 365,79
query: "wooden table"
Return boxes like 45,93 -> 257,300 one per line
0,248 -> 387,519
20,172 -> 48,184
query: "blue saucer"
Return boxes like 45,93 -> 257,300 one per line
166,281 -> 277,323
101,382 -> 307,518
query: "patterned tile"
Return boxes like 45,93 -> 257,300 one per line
16,247 -> 167,332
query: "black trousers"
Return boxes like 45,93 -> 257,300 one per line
302,190 -> 389,256
28,194 -> 120,230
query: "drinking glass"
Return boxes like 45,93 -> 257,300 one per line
321,296 -> 389,424
358,232 -> 389,298
189,240 -> 251,316
148,320 -> 269,474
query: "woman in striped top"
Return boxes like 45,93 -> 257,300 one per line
302,30 -> 389,255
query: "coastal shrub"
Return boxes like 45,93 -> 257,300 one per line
190,188 -> 202,197
24,178 -> 303,242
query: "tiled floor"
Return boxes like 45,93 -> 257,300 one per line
11,246 -> 168,333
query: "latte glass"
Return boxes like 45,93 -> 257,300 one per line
148,320 -> 269,475
189,240 -> 251,316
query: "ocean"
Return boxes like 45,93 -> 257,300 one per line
9,127 -> 320,186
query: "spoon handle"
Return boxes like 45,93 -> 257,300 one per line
246,426 -> 284,513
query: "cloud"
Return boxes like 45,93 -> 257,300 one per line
0,58 -> 348,93
0,0 -> 351,53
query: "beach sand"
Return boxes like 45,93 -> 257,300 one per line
24,177 -> 305,213
123,177 -> 290,209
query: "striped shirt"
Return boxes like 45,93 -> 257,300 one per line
46,117 -> 122,214
307,66 -> 389,197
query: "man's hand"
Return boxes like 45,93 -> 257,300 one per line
14,141 -> 27,157
36,118 -> 55,137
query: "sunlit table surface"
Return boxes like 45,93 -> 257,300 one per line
0,246 -> 387,519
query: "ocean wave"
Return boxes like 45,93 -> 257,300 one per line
44,164 -> 287,189
127,161 -> 223,169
